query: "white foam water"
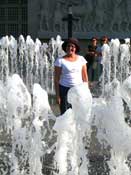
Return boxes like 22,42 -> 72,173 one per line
92,79 -> 131,174
0,74 -> 55,175
53,83 -> 92,175
0,35 -> 131,174
1,73 -> 131,174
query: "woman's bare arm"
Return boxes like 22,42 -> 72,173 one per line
54,66 -> 62,104
82,64 -> 88,82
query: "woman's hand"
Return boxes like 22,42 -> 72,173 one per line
56,95 -> 61,105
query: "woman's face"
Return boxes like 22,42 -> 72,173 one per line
66,43 -> 76,54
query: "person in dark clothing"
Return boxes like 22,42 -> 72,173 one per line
85,37 -> 98,70
85,37 -> 102,82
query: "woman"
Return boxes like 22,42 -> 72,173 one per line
54,38 -> 88,115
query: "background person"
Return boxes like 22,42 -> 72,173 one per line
54,38 -> 88,115
85,37 -> 102,85
100,36 -> 111,84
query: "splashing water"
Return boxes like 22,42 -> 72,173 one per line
0,35 -> 65,94
0,74 -> 55,175
92,79 -> 131,174
53,83 -> 92,175
0,36 -> 131,174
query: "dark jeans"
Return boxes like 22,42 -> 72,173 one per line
59,84 -> 72,115
88,63 -> 103,81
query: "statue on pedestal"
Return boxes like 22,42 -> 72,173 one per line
39,0 -> 49,31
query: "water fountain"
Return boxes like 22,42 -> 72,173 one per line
0,35 -> 131,175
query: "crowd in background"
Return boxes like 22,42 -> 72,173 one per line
84,36 -> 110,88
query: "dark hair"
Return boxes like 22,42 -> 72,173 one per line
101,36 -> 108,41
62,38 -> 80,53
91,36 -> 98,41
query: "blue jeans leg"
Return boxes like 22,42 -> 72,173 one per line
59,85 -> 72,115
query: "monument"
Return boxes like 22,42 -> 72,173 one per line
28,0 -> 131,40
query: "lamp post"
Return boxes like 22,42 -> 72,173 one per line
62,5 -> 79,38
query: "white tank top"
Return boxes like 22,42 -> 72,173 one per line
54,55 -> 87,87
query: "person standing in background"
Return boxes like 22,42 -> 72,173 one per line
100,36 -> 111,84
54,38 -> 88,115
85,37 -> 102,84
